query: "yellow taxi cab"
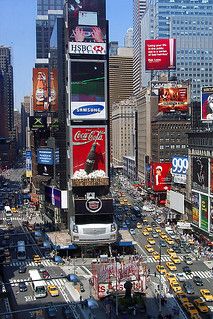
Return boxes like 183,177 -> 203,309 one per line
193,298 -> 209,313
47,284 -> 59,297
152,251 -> 160,261
142,229 -> 149,236
166,261 -> 177,271
145,245 -> 155,253
176,291 -> 189,304
11,207 -> 18,213
146,226 -> 153,232
167,248 -> 177,257
147,237 -> 155,245
190,314 -> 202,319
120,200 -> 124,205
166,272 -> 176,283
155,227 -> 162,233
143,218 -> 148,223
33,255 -> 41,264
200,289 -> 213,302
170,281 -> 182,293
156,265 -> 166,275
183,303 -> 199,316
137,222 -> 143,229
160,232 -> 167,239
170,255 -> 181,264
123,198 -> 128,204
165,237 -> 175,245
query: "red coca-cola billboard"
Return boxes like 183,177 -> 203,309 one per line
150,162 -> 172,192
71,126 -> 108,185
145,39 -> 176,71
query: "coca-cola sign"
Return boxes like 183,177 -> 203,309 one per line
86,198 -> 102,213
71,126 -> 108,181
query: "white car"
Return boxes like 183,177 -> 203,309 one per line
130,229 -> 136,235
142,206 -> 155,212
176,272 -> 187,282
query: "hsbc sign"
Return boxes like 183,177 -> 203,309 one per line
69,42 -> 106,55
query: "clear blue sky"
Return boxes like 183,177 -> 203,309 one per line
0,0 -> 132,110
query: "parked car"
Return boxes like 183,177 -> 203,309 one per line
183,282 -> 195,294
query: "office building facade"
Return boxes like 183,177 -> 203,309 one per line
124,28 -> 133,48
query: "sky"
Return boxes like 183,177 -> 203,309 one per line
0,0 -> 133,110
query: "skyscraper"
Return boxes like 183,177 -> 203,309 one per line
36,0 -> 64,64
0,46 -> 14,137
140,0 -> 213,100
124,28 -> 133,48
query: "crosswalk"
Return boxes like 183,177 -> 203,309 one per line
2,216 -> 21,221
8,277 -> 68,287
184,270 -> 213,280
146,254 -> 187,263
5,259 -> 54,267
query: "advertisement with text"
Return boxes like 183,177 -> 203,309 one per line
71,61 -> 106,120
172,156 -> 188,184
192,157 -> 208,193
145,38 -> 176,71
71,126 -> 108,186
201,87 -> 213,121
68,0 -> 106,55
50,69 -> 58,112
200,194 -> 209,232
158,87 -> 188,113
151,162 -> 172,192
33,68 -> 48,112
210,198 -> 213,234
191,192 -> 199,226
210,158 -> 213,195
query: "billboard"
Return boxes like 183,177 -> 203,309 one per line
158,88 -> 188,112
210,198 -> 213,234
210,158 -> 213,195
191,192 -> 199,226
168,190 -> 184,214
201,87 -> 213,121
151,162 -> 172,192
145,38 -> 176,70
37,148 -> 54,165
29,117 -> 47,130
172,156 -> 188,184
45,186 -> 68,209
26,150 -> 32,178
75,197 -> 113,215
71,126 -> 108,186
192,157 -> 208,193
33,68 -> 48,112
200,194 -> 209,232
70,61 -> 106,120
37,164 -> 54,177
68,0 -> 106,55
50,69 -> 58,112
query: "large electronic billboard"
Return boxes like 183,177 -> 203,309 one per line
50,69 -> 58,112
172,156 -> 188,184
70,61 -> 106,120
33,68 -> 48,112
145,38 -> 176,71
37,148 -> 54,165
71,126 -> 108,186
192,157 -> 208,193
211,158 -> 213,195
201,87 -> 213,121
200,194 -> 209,232
158,88 -> 188,112
67,0 -> 106,55
151,162 -> 172,192
191,192 -> 199,226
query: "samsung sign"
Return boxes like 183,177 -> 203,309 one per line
69,42 -> 106,55
37,148 -> 54,165
71,102 -> 106,120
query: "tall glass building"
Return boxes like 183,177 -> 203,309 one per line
140,0 -> 213,100
36,0 -> 64,64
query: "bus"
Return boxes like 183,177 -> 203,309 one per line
4,206 -> 12,218
17,241 -> 26,260
29,269 -> 47,298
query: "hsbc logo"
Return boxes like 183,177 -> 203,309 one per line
86,197 -> 102,213
69,42 -> 106,55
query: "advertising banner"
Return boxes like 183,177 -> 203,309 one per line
200,194 -> 209,232
210,198 -> 213,234
75,197 -> 113,215
70,61 -> 106,120
151,162 -> 172,192
145,38 -> 176,70
172,156 -> 188,184
71,126 -> 108,186
37,148 -> 54,165
33,68 -> 49,112
37,164 -> 54,177
50,69 -> 58,112
68,0 -> 106,55
26,151 -> 32,178
45,186 -> 68,209
158,88 -> 188,113
191,192 -> 199,226
210,158 -> 213,195
29,117 -> 47,130
201,87 -> 213,121
192,157 -> 208,193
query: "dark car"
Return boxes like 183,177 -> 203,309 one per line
193,276 -> 203,286
42,270 -> 50,279
182,266 -> 192,275
151,222 -> 157,227
19,282 -> 27,292
38,264 -> 46,273
184,246 -> 192,254
62,306 -> 74,319
80,282 -> 85,292
183,282 -> 195,294
46,306 -> 57,318
159,240 -> 167,247
18,266 -> 27,274
173,246 -> 181,254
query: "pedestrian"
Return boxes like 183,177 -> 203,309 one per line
80,295 -> 82,301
